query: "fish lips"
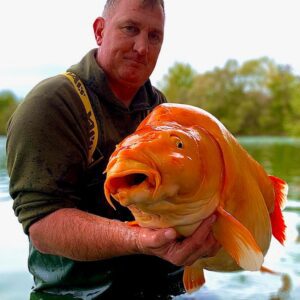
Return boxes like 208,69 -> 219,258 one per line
104,159 -> 161,208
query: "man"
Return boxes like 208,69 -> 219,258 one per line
6,0 -> 218,299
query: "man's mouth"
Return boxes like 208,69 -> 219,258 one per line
124,56 -> 147,66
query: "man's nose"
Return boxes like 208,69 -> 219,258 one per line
133,33 -> 149,56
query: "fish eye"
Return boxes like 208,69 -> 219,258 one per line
176,141 -> 184,149
170,134 -> 184,149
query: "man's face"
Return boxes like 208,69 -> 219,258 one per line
95,0 -> 165,89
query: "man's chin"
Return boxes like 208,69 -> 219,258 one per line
120,64 -> 152,83
120,72 -> 148,87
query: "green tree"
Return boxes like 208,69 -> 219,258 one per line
236,57 -> 275,135
159,57 -> 300,136
0,90 -> 19,135
262,65 -> 300,135
285,77 -> 300,135
185,59 -> 262,134
158,62 -> 196,102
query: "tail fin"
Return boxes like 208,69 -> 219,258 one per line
269,175 -> 288,245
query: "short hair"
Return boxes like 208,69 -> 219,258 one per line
102,0 -> 165,17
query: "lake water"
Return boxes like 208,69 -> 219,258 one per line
0,136 -> 299,300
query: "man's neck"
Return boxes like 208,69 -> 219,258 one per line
95,52 -> 141,107
107,79 -> 139,108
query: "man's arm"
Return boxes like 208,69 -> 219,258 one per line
29,208 -> 219,266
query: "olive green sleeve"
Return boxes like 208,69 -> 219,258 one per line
6,75 -> 90,234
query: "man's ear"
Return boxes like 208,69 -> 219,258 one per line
93,17 -> 105,46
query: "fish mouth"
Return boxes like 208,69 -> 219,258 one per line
109,173 -> 149,190
104,160 -> 161,208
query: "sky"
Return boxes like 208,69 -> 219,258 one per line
1,0 -> 300,98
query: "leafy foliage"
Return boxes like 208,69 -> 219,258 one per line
159,58 -> 300,136
158,62 -> 197,103
0,91 -> 19,135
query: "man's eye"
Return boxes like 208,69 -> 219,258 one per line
149,32 -> 162,45
123,26 -> 138,35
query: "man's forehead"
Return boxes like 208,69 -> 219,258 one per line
108,1 -> 165,29
105,0 -> 164,18
107,0 -> 164,9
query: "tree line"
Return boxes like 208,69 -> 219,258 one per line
1,57 -> 300,136
0,91 -> 19,135
159,57 -> 300,136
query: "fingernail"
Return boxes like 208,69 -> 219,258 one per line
164,229 -> 177,240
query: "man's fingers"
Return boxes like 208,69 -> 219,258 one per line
179,214 -> 217,253
198,214 -> 217,232
135,214 -> 219,267
163,215 -> 218,266
183,232 -> 220,266
136,227 -> 178,254
164,228 -> 178,240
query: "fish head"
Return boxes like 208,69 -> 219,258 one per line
104,123 -> 223,235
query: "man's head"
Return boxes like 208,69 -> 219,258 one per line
102,0 -> 165,18
93,0 -> 165,101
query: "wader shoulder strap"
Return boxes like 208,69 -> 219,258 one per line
63,71 -> 98,164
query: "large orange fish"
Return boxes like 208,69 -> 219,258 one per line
104,103 -> 288,293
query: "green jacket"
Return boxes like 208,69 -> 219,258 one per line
7,49 -> 183,299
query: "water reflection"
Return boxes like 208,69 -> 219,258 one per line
296,225 -> 300,243
0,136 -> 6,170
239,136 -> 300,201
0,137 -> 9,202
0,136 -> 300,299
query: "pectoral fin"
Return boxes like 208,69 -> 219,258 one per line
183,264 -> 205,293
213,207 -> 264,271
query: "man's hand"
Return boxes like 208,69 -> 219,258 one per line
134,214 -> 220,266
